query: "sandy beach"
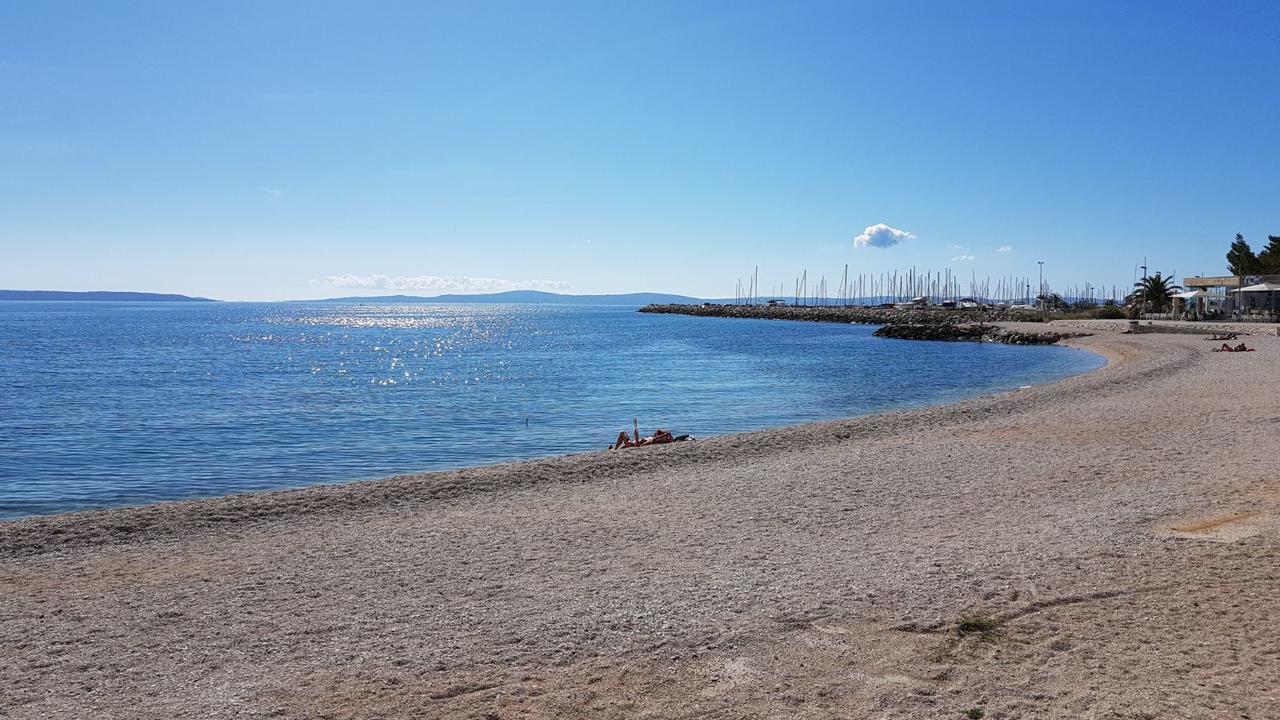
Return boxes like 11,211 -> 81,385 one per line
3,327 -> 1279,719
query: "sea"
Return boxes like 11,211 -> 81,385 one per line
0,302 -> 1104,519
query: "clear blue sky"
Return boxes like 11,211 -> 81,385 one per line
1,1 -> 1276,300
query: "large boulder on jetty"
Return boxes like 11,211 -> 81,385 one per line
873,324 -> 987,341
872,323 -> 1086,345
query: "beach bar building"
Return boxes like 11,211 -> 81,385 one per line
1179,275 -> 1238,319
1171,290 -> 1218,318
1235,282 -> 1280,319
1182,274 -> 1280,321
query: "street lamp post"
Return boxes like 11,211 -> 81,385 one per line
1140,259 -> 1149,315
1037,261 -> 1045,314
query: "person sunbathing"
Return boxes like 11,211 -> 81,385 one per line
1214,343 -> 1252,352
610,429 -> 677,449
642,429 -> 675,446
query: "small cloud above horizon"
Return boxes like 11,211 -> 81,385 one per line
854,223 -> 915,248
952,255 -> 976,262
260,187 -> 282,196
318,273 -> 572,293
996,245 -> 1012,253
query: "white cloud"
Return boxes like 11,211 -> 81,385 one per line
319,274 -> 572,293
260,187 -> 282,196
996,245 -> 1012,253
946,244 -> 965,250
952,255 -> 976,262
854,223 -> 915,248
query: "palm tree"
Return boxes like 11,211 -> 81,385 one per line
1130,273 -> 1182,313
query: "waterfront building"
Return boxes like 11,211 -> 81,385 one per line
1182,274 -> 1280,320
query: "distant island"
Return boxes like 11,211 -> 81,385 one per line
0,289 -> 713,304
0,290 -> 217,302
309,290 -> 706,305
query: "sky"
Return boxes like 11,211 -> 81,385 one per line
1,1 -> 1277,301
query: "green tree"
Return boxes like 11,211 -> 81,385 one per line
1036,292 -> 1066,310
1227,233 -> 1260,276
1256,235 -> 1280,275
1129,272 -> 1182,312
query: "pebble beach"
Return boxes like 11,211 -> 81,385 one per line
3,326 -> 1278,719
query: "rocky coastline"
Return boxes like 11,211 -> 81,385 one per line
871,323 -> 1089,345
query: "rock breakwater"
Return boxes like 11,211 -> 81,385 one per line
638,303 -> 1041,325
871,323 -> 1088,345
637,304 -> 1082,345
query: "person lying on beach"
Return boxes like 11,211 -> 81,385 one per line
1214,343 -> 1253,352
1207,332 -> 1238,341
610,429 -> 680,449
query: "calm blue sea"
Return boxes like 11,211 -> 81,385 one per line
0,302 -> 1103,519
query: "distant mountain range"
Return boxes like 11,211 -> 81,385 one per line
310,290 -> 706,305
0,289 -> 715,305
0,290 -> 217,302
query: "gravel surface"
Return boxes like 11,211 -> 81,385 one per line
3,329 -> 1279,719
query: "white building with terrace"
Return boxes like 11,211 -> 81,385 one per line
1181,274 -> 1280,321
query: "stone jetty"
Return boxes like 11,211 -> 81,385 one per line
637,303 -> 1041,325
637,304 -> 1079,344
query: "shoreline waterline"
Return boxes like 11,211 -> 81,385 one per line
0,303 -> 1103,520
0,324 -> 1108,546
